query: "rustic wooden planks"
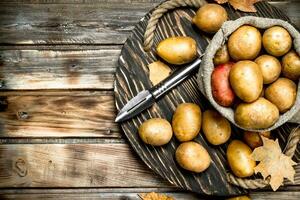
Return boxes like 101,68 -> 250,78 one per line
0,143 -> 170,187
0,2 -> 160,45
0,0 -> 299,198
1,188 -> 300,200
0,49 -> 119,90
0,1 -> 298,45
0,144 -> 298,188
0,91 -> 119,137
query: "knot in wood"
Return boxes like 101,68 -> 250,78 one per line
17,111 -> 29,120
14,158 -> 28,177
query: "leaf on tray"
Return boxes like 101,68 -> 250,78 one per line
148,61 -> 171,86
251,137 -> 297,191
139,192 -> 174,200
215,0 -> 262,12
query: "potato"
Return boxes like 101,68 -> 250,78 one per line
227,196 -> 251,200
243,131 -> 271,149
138,118 -> 172,146
265,78 -> 297,113
262,26 -> 292,56
192,4 -> 227,33
172,103 -> 202,142
213,44 -> 230,65
255,55 -> 281,84
227,140 -> 256,178
235,97 -> 279,129
175,141 -> 211,173
202,110 -> 231,145
228,25 -> 261,61
156,36 -> 197,65
212,62 -> 236,107
282,50 -> 300,81
229,61 -> 263,103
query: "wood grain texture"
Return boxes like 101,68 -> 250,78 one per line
0,144 -> 170,187
114,1 -> 300,196
1,188 -> 300,200
0,1 -> 298,45
0,144 -> 298,188
0,48 -> 118,90
0,2 -> 160,45
0,91 -> 118,137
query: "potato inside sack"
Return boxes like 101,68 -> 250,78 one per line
254,55 -> 281,84
229,61 -> 263,103
227,25 -> 262,61
263,26 -> 292,57
235,97 -> 279,129
282,50 -> 300,81
211,62 -> 236,107
265,78 -> 297,113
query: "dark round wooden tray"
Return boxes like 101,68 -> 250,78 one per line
114,1 -> 298,196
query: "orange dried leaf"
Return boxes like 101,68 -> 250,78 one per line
251,137 -> 297,191
139,192 -> 174,200
215,0 -> 262,12
148,61 -> 171,86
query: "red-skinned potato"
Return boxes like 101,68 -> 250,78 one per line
212,62 -> 236,107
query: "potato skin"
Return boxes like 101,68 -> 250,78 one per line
255,55 -> 281,84
175,141 -> 211,173
235,97 -> 279,129
227,140 -> 256,178
263,26 -> 292,56
156,36 -> 197,65
229,61 -> 263,103
138,118 -> 173,146
213,45 -> 230,65
172,103 -> 202,142
193,4 -> 227,33
265,78 -> 297,113
282,50 -> 300,81
228,25 -> 261,61
212,62 -> 236,107
202,110 -> 231,145
243,131 -> 271,149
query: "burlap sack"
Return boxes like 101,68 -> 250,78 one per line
197,16 -> 300,132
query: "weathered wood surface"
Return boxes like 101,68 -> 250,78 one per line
0,144 -> 298,188
0,144 -> 169,187
0,1 -> 298,46
1,188 -> 300,200
0,0 -> 299,199
0,49 -> 119,90
0,91 -> 119,137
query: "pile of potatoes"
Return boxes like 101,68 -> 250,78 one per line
136,3 -> 300,180
212,25 -> 299,129
138,102 -> 269,178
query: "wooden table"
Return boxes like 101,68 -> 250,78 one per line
0,0 -> 299,199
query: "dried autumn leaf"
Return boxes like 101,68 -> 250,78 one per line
139,192 -> 174,200
251,137 -> 297,191
148,61 -> 171,86
215,0 -> 262,12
